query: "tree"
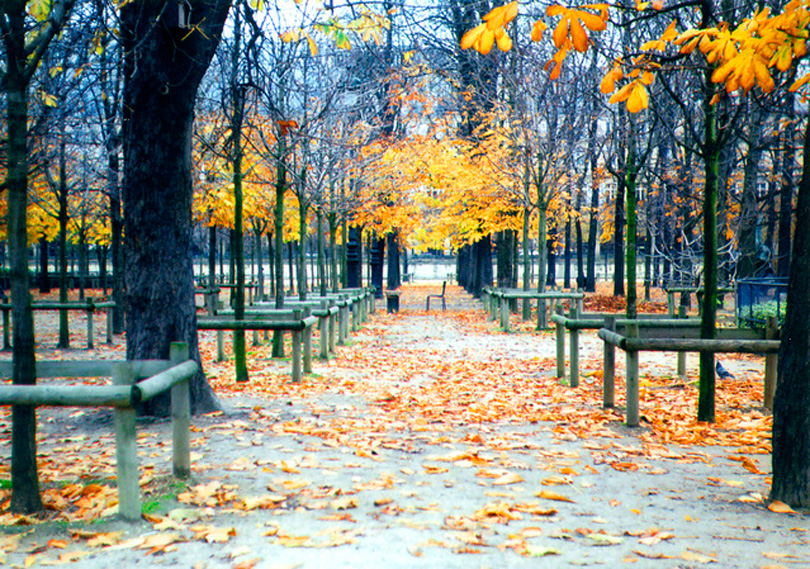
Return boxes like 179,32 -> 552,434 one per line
120,0 -> 231,415
1,0 -> 77,514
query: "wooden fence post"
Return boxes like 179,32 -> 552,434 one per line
303,308 -> 313,374
328,304 -> 337,353
500,296 -> 510,332
112,362 -> 140,521
764,316 -> 778,410
625,322 -> 640,427
569,301 -> 580,388
677,305 -> 687,377
292,310 -> 303,382
169,343 -> 191,479
603,316 -> 615,408
555,305 -> 565,379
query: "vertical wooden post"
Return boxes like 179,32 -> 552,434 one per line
555,305 -> 565,379
677,305 -> 687,377
215,302 -> 225,362
112,362 -> 140,521
337,302 -> 347,346
318,302 -> 329,361
169,342 -> 191,479
536,297 -> 546,330
303,308 -> 313,374
764,316 -> 778,410
667,292 -> 675,317
329,303 -> 337,353
603,316 -> 615,408
569,300 -> 579,388
500,296 -> 510,332
625,322 -> 640,427
292,309 -> 303,382
86,299 -> 95,350
351,300 -> 359,333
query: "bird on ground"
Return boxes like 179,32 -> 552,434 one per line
716,361 -> 735,380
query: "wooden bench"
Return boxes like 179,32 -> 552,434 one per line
0,342 -> 196,521
426,281 -> 447,312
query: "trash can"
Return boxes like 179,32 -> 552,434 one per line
385,291 -> 400,314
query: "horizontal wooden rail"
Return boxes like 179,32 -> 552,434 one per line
0,342 -> 194,521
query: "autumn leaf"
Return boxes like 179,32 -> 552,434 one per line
767,500 -> 797,514
535,490 -> 575,503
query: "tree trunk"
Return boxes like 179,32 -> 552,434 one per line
771,117 -> 810,508
777,119 -> 796,279
5,10 -> 42,513
698,77 -> 720,423
370,235 -> 385,295
613,177 -> 626,296
120,0 -> 229,415
58,126 -> 70,348
38,238 -> 50,293
737,106 -> 764,279
345,226 -> 362,290
386,231 -> 400,290
273,135 -> 287,358
231,69 -> 247,382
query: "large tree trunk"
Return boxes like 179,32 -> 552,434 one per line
771,118 -> 810,508
121,0 -> 230,416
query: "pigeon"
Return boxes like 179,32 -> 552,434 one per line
716,361 -> 735,380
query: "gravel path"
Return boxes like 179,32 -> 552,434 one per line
1,284 -> 807,568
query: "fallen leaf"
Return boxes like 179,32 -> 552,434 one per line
680,550 -> 717,563
492,472 -> 524,486
535,490 -> 574,503
767,501 -> 796,514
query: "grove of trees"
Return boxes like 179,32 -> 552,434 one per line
3,0 -> 810,510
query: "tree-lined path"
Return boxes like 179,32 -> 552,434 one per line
0,283 -> 805,568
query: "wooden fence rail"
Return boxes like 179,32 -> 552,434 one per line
0,342 -> 195,521
0,300 -> 116,350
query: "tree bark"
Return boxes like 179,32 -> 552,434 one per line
121,0 -> 230,415
771,117 -> 810,508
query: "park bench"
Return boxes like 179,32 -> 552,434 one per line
597,317 -> 780,426
425,281 -> 447,312
0,342 -> 196,521
482,287 -> 585,331
0,299 -> 116,350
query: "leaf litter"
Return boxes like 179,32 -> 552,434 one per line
0,284 -> 807,567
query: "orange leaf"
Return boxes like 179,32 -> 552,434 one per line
768,500 -> 797,514
535,490 -> 574,503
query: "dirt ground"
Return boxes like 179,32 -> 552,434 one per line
0,282 -> 807,568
